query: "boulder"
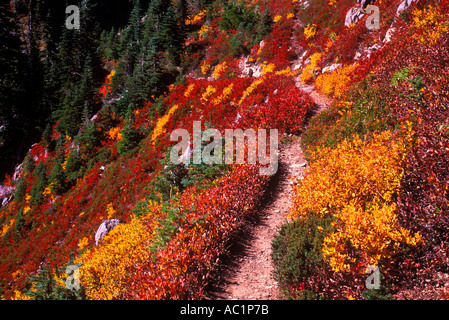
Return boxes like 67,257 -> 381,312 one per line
95,219 -> 121,246
345,6 -> 365,27
322,63 -> 341,74
383,27 -> 397,43
396,0 -> 419,16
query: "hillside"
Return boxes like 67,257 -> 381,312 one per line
0,0 -> 448,300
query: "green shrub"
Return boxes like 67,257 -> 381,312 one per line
271,213 -> 334,299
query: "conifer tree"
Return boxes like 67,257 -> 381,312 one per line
30,162 -> 47,207
117,108 -> 142,155
49,145 -> 66,195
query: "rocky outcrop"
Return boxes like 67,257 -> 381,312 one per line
345,6 -> 365,27
95,219 -> 121,246
396,0 -> 420,16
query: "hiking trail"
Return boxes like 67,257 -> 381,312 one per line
206,80 -> 331,300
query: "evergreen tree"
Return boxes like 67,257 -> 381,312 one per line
48,146 -> 66,195
30,162 -> 47,207
64,149 -> 83,187
117,108 -> 142,155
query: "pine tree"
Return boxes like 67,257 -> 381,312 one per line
49,145 -> 66,195
30,162 -> 47,207
64,149 -> 83,187
117,108 -> 142,155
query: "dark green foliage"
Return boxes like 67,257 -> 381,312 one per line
219,1 -> 260,32
78,120 -> 100,158
48,148 -> 66,195
42,124 -> 56,152
64,150 -> 84,187
301,81 -> 397,159
362,281 -> 392,300
218,2 -> 272,57
271,213 -> 334,299
24,265 -> 85,300
117,110 -> 143,155
14,177 -> 27,204
149,200 -> 184,253
30,162 -> 47,207
150,162 -> 189,203
181,162 -> 229,189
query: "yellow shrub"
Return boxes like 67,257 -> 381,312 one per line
239,78 -> 264,105
300,52 -> 322,84
201,85 -> 217,101
273,15 -> 283,23
315,64 -> 358,98
304,23 -> 317,40
151,104 -> 179,143
108,126 -> 123,141
212,61 -> 228,80
184,83 -> 195,98
290,125 -> 421,271
260,62 -> 276,76
185,10 -> 206,25
77,217 -> 156,300
412,5 -> 449,46
201,61 -> 211,75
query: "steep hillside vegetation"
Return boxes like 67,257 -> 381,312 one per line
0,0 -> 448,300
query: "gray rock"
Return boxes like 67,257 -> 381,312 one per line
95,219 -> 121,246
396,0 -> 419,16
345,6 -> 365,27
322,63 -> 341,74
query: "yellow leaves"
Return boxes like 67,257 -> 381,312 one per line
106,70 -> 115,82
201,61 -> 211,75
198,24 -> 212,40
201,85 -> 217,102
275,66 -> 295,77
300,52 -> 322,84
304,23 -> 317,40
213,83 -> 234,105
11,289 -> 33,300
286,12 -> 295,20
328,0 -> 337,6
185,10 -> 207,25
323,200 -> 422,271
1,218 -> 15,237
290,126 -> 421,272
222,83 -> 234,98
151,104 -> 179,144
260,62 -> 276,76
184,83 -> 195,98
212,61 -> 228,80
106,203 -> 116,219
273,15 -> 283,23
315,64 -> 358,98
108,126 -> 123,141
78,236 -> 89,251
77,217 -> 156,300
239,78 -> 264,105
412,5 -> 449,46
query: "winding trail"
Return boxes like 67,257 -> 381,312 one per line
206,79 -> 331,299
205,6 -> 333,299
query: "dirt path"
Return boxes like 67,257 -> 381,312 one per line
206,81 -> 331,300
205,7 -> 332,299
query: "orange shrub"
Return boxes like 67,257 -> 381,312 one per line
315,64 -> 358,98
